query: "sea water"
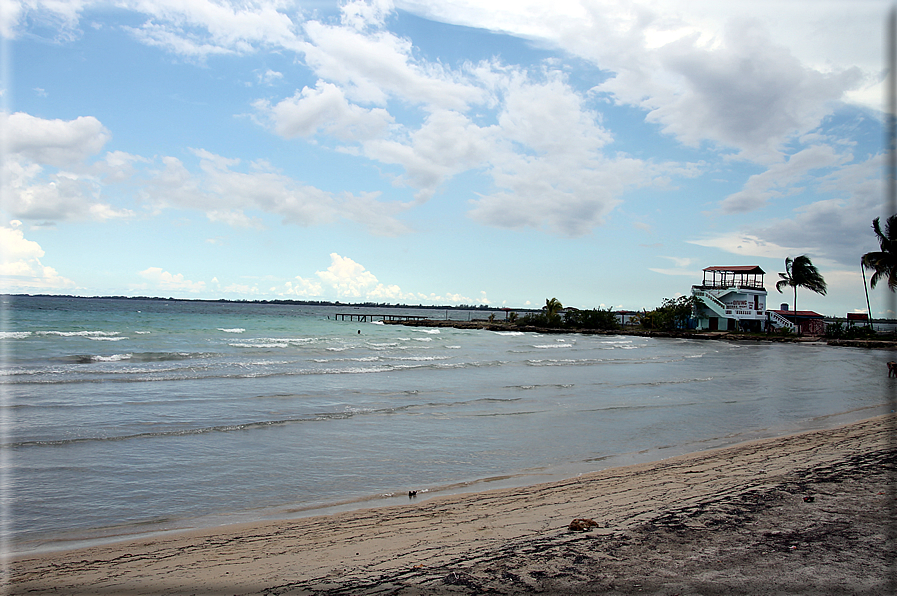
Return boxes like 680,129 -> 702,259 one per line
2,295 -> 893,553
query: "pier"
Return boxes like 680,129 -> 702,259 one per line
334,313 -> 430,323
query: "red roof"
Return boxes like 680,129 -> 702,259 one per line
770,309 -> 823,318
703,265 -> 765,274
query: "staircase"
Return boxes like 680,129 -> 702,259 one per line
768,310 -> 797,332
694,290 -> 729,317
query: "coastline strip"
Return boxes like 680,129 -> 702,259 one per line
8,414 -> 896,595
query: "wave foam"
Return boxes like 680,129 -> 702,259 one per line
0,331 -> 31,340
39,330 -> 121,337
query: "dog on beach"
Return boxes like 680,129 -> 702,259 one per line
889,362 -> 897,377
568,518 -> 599,532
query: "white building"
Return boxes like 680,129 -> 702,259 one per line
692,266 -> 767,332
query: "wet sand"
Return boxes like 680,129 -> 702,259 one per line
8,415 -> 896,595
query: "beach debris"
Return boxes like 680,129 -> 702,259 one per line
443,571 -> 479,588
803,495 -> 815,502
568,518 -> 599,532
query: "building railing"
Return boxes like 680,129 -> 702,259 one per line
694,282 -> 766,290
768,310 -> 797,332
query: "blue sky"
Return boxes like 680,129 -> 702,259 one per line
0,0 -> 892,316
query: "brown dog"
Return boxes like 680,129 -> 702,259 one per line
888,362 -> 897,377
568,518 -> 599,532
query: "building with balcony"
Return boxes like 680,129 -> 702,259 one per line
692,266 -> 767,332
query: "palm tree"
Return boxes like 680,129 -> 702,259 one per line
861,215 -> 897,291
543,297 -> 563,318
775,255 -> 827,316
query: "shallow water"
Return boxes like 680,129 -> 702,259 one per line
2,295 -> 892,553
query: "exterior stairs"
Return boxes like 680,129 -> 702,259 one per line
693,289 -> 729,318
767,309 -> 797,332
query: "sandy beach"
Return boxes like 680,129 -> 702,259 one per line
8,414 -> 896,595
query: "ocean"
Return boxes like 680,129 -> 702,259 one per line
2,295 -> 892,554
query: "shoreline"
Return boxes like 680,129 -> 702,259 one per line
386,318 -> 897,349
11,403 -> 885,559
9,414 -> 896,595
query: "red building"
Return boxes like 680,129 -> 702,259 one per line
768,309 -> 825,335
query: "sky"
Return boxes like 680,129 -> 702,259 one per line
0,0 -> 893,316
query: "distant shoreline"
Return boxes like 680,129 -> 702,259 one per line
387,318 -> 897,349
7,293 -> 897,349
0,293 -> 528,312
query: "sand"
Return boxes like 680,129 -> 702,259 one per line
7,415 -> 896,595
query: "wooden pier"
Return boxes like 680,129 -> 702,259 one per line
334,313 -> 430,323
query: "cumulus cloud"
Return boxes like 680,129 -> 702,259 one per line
0,224 -> 76,290
609,19 -> 862,162
402,0 -> 872,163
138,267 -> 206,292
300,15 -> 485,109
267,252 -> 484,303
315,253 -> 381,298
281,276 -> 323,297
5,0 -> 883,251
3,159 -> 134,222
3,111 -> 110,167
255,81 -> 394,141
1,112 -> 138,222
361,109 -> 494,199
466,71 -> 648,236
121,0 -> 304,60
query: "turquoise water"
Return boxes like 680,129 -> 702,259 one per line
2,295 -> 892,553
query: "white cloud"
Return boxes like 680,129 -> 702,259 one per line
255,81 -> 394,141
120,0 -> 304,60
649,267 -> 701,277
206,209 -> 265,229
612,19 -> 862,163
361,108 -> 494,200
301,14 -> 485,109
219,282 -> 261,295
315,253 -> 381,298
257,69 -> 284,85
1,0 -> 85,41
306,253 -> 422,301
688,233 -> 801,260
282,276 -> 323,297
0,225 -> 76,290
138,267 -> 206,292
3,111 -> 110,167
401,0 -> 876,163
3,158 -> 134,222
719,145 -> 852,214
468,71 -> 643,236
701,152 -> 883,269
137,150 -> 412,236
341,0 -> 393,31
0,113 -> 140,222
95,150 -> 149,183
